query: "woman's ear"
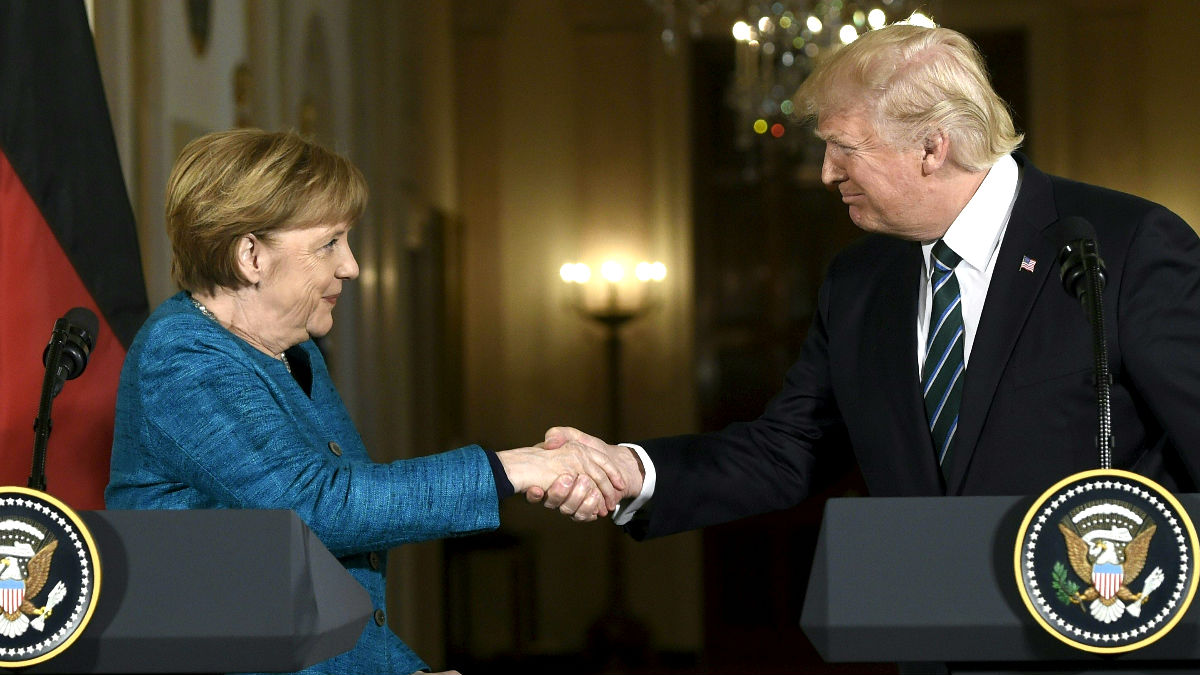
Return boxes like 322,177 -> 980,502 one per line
236,234 -> 263,286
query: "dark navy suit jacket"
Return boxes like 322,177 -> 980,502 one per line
630,155 -> 1200,540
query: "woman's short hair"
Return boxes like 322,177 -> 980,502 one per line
793,21 -> 1023,171
165,128 -> 367,293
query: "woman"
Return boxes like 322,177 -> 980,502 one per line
105,129 -> 623,675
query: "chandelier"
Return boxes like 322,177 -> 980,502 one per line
648,1 -> 933,159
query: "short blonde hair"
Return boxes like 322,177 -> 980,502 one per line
165,129 -> 367,293
793,22 -> 1023,171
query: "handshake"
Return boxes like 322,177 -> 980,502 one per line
496,426 -> 645,522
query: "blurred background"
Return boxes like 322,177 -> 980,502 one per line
86,0 -> 1200,672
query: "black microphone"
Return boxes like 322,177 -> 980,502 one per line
1053,215 -> 1107,306
1049,216 -> 1114,468
43,307 -> 100,389
29,307 -> 100,492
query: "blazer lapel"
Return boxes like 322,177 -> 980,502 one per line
866,240 -> 944,492
943,158 -> 1059,493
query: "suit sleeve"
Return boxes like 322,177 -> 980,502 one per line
627,278 -> 851,540
1117,205 -> 1200,481
132,323 -> 499,557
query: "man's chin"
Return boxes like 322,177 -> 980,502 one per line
848,209 -> 876,233
847,212 -> 903,238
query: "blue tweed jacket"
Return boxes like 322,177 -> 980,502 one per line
106,292 -> 500,674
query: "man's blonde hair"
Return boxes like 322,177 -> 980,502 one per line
165,129 -> 367,293
793,22 -> 1023,171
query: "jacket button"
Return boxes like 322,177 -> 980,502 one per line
374,609 -> 386,626
328,441 -> 342,456
368,552 -> 381,570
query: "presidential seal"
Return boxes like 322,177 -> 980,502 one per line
1015,470 -> 1199,653
0,486 -> 100,668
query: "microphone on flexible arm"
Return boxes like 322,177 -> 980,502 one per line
42,306 -> 100,396
1050,216 -> 1114,468
30,307 -> 100,492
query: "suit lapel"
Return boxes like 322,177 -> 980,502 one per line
943,157 -> 1059,493
867,240 -> 944,492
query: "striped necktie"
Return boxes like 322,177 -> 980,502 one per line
923,240 -> 965,474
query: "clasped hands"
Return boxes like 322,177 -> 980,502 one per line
496,427 -> 643,522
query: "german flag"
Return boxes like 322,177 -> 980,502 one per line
1,1 -> 149,508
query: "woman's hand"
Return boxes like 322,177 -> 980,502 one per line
496,436 -> 629,521
521,427 -> 646,521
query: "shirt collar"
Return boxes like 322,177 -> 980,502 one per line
923,154 -> 1020,277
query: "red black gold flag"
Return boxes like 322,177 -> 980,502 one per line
0,1 -> 149,508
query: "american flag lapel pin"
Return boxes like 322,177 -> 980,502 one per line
1020,255 -> 1037,273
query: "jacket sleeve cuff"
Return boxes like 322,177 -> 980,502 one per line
484,449 -> 516,501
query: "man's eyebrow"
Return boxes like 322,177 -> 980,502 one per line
816,129 -> 852,145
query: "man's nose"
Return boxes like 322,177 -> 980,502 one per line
821,147 -> 844,188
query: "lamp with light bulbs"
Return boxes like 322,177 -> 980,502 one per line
559,256 -> 667,668
560,256 -> 666,443
560,259 -> 667,324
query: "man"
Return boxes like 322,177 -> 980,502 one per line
533,22 -> 1200,539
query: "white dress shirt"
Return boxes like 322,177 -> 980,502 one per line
917,154 -> 1020,371
614,155 -> 1022,525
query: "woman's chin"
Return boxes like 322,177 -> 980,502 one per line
306,318 -> 334,339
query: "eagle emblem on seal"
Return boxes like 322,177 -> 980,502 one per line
0,518 -> 67,639
1055,500 -> 1165,623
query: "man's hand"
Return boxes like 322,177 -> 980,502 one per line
524,427 -> 645,520
496,437 -> 627,521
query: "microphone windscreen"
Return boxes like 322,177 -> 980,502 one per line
1050,216 -> 1106,302
64,307 -> 99,349
1050,216 -> 1097,248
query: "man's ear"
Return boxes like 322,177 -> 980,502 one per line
921,129 -> 949,175
236,234 -> 264,285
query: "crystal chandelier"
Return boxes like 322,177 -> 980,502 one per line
648,1 -> 933,158
731,2 -> 931,150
